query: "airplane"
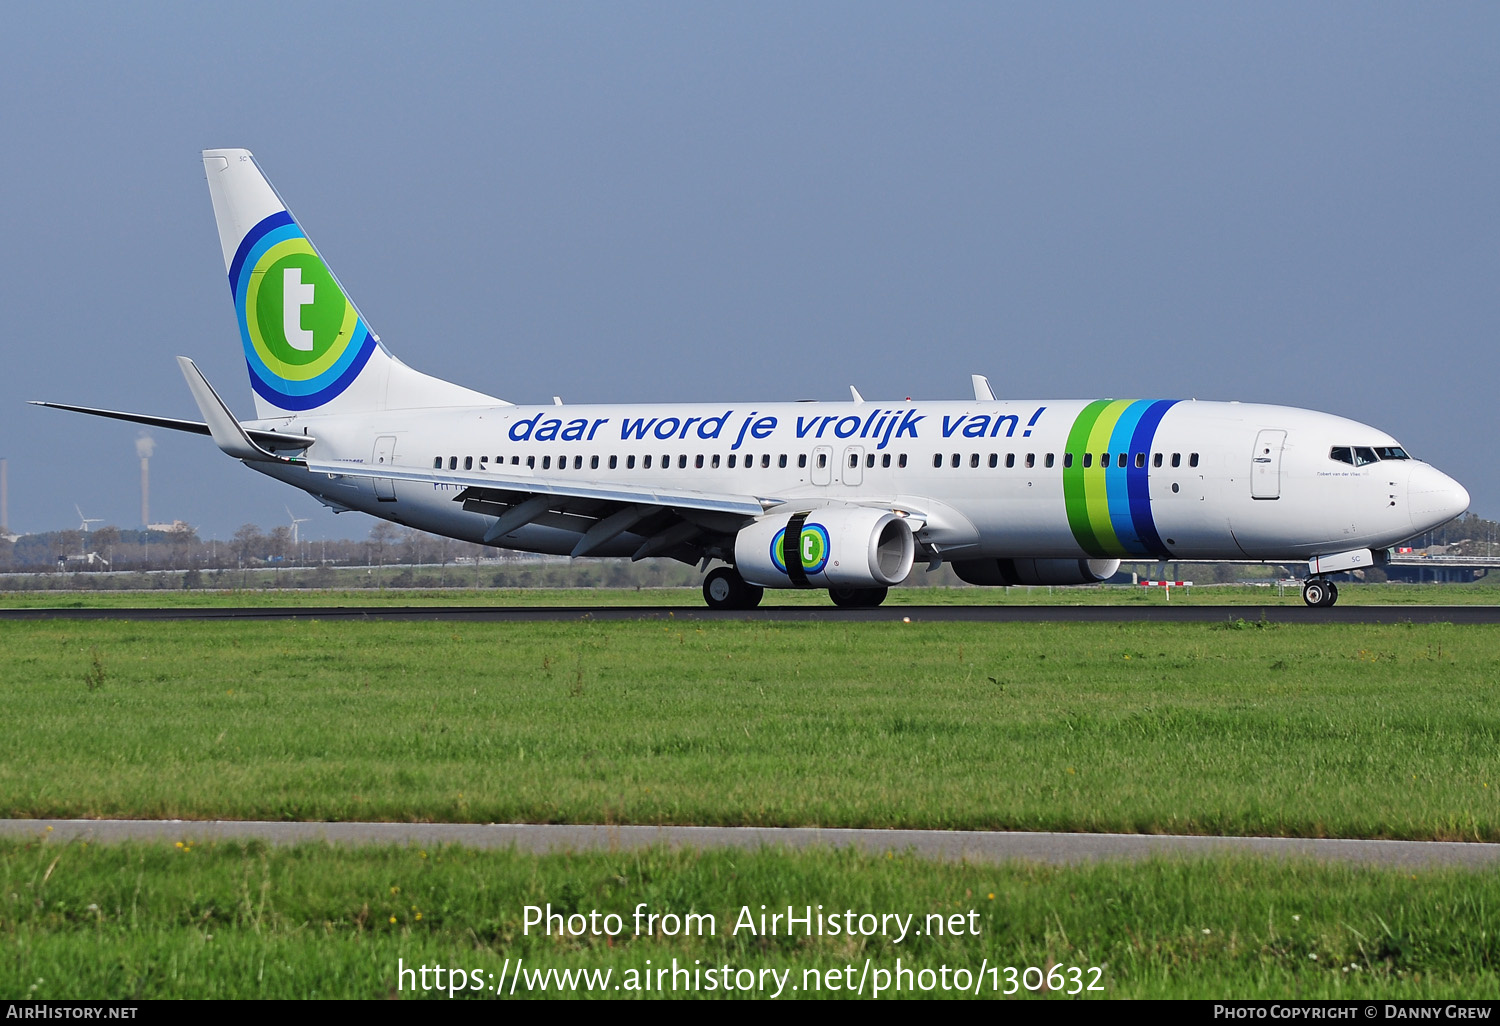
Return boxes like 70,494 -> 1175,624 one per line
34,149 -> 1471,610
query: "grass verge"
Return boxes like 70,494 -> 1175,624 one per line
3,838 -> 1496,999
2,619 -> 1498,838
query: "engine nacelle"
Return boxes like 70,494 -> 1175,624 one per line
735,508 -> 916,589
952,557 -> 1122,587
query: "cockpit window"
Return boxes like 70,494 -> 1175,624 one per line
1375,446 -> 1410,461
1353,446 -> 1379,467
1330,446 -> 1353,465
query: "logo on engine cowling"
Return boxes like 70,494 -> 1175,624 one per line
771,523 -> 830,576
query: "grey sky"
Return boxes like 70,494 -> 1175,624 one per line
3,3 -> 1496,540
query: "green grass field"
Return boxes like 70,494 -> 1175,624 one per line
6,615 -> 1500,1000
4,838 -> 1498,999
3,618 -> 1499,839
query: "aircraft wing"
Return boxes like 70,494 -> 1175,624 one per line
302,457 -> 776,519
297,458 -> 943,562
168,356 -> 926,563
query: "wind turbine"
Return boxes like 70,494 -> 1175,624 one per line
286,504 -> 310,561
285,505 -> 310,546
75,504 -> 102,532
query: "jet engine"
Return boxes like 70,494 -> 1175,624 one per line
735,508 -> 916,589
951,557 -> 1122,587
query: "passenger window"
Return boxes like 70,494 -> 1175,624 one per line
1171,453 -> 1181,468
511,456 -> 520,465
1064,452 -> 1073,469
1045,453 -> 1055,468
1025,453 -> 1035,469
866,453 -> 875,468
480,456 -> 488,466
761,454 -> 771,468
591,455 -> 599,470
464,456 -> 473,470
448,456 -> 458,470
678,455 -> 688,469
933,454 -> 943,468
1153,453 -> 1162,468
1135,453 -> 1145,468
526,455 -> 535,469
797,454 -> 806,468
970,453 -> 980,468
898,454 -> 908,468
779,454 -> 787,468
817,453 -> 828,469
711,454 -> 720,468
627,455 -> 636,469
729,454 -> 738,468
951,454 -> 960,468
1006,453 -> 1016,468
1118,453 -> 1127,469
695,454 -> 704,469
850,454 -> 859,468
643,455 -> 652,469
1353,447 -> 1378,467
542,456 -> 551,470
883,454 -> 892,468
1084,453 -> 1093,469
433,457 -> 442,469
609,455 -> 617,469
988,453 -> 998,468
1189,453 -> 1200,468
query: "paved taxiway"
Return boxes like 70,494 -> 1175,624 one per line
2,604 -> 1498,623
4,820 -> 1498,868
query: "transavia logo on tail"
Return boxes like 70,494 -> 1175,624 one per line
771,523 -> 830,575
228,211 -> 377,410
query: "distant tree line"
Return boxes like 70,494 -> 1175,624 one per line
1,511 -> 1495,588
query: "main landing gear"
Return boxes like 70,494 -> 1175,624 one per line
701,568 -> 892,610
829,587 -> 889,609
702,566 -> 764,610
1302,579 -> 1339,608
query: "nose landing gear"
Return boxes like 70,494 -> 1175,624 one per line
1302,579 -> 1338,608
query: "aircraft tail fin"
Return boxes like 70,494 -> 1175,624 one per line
201,149 -> 505,419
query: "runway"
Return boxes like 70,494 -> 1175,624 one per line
4,819 -> 1498,867
1,604 -> 1498,623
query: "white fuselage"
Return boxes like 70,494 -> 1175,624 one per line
250,397 -> 1468,565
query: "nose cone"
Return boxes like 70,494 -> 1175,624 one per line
1408,463 -> 1470,531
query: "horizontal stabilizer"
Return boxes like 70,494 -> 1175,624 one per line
29,400 -> 314,450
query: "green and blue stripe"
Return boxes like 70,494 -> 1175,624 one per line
1062,399 -> 1179,558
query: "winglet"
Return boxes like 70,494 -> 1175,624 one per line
971,374 -> 995,401
177,357 -> 300,464
850,385 -> 865,403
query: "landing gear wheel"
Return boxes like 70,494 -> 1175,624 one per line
829,586 -> 889,609
702,566 -> 763,610
1302,579 -> 1337,608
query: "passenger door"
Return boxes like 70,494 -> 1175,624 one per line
373,435 -> 397,501
1251,429 -> 1285,500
